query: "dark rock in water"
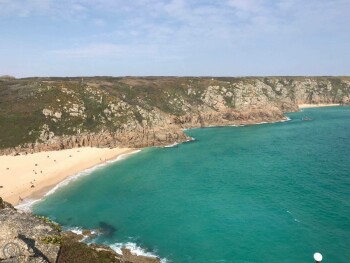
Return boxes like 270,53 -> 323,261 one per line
98,221 -> 117,237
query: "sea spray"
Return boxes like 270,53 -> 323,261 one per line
110,242 -> 168,262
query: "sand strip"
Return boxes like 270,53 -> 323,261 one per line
0,147 -> 136,205
299,103 -> 340,109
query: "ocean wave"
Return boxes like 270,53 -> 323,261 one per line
255,121 -> 269,125
110,242 -> 168,263
163,137 -> 196,148
164,142 -> 179,148
15,198 -> 41,212
63,226 -> 98,242
66,226 -> 84,235
186,137 -> 195,142
281,117 -> 291,122
107,150 -> 141,163
286,210 -> 301,223
63,227 -> 168,262
15,150 -> 141,211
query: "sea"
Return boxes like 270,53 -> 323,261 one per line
32,106 -> 350,263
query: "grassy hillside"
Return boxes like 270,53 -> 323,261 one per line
0,76 -> 349,150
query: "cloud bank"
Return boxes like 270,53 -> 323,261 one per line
0,0 -> 349,76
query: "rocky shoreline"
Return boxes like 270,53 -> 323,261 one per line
1,76 -> 349,156
0,197 -> 161,263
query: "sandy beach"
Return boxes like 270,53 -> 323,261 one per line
0,147 -> 136,205
299,103 -> 340,109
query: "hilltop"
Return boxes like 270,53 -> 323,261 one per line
0,76 -> 349,155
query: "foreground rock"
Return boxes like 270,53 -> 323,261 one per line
0,197 -> 160,263
0,197 -> 60,262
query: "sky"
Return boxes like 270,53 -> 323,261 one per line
0,0 -> 349,77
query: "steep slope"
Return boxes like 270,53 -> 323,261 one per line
0,76 -> 349,154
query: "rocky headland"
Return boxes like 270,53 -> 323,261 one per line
1,76 -> 349,155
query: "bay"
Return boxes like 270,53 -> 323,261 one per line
34,106 -> 350,263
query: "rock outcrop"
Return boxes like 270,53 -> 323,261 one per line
0,76 -> 349,155
0,198 -> 60,262
0,197 -> 160,263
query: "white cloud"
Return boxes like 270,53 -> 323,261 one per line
50,42 -> 157,59
0,0 -> 50,16
227,0 -> 264,13
92,18 -> 107,27
1,0 -> 350,76
51,43 -> 124,58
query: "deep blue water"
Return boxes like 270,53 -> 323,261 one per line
34,106 -> 350,263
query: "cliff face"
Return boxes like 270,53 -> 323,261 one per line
0,76 -> 349,154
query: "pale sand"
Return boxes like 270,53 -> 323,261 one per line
299,103 -> 340,109
0,147 -> 136,205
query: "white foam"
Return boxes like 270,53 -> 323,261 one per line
186,137 -> 195,142
237,117 -> 292,127
68,227 -> 84,235
110,242 -> 168,262
15,198 -> 40,212
286,210 -> 301,223
15,150 -> 141,212
256,121 -> 269,125
164,142 -> 179,148
281,117 -> 291,122
107,150 -> 141,163
65,226 -> 100,241
229,124 -> 246,127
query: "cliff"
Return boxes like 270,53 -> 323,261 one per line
0,197 -> 160,263
0,76 -> 349,155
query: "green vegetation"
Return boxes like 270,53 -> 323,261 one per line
41,235 -> 62,245
35,215 -> 62,232
0,76 -> 349,150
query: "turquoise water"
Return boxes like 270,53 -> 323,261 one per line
33,107 -> 350,263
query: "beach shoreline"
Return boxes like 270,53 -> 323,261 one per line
0,147 -> 137,206
0,106 -> 340,207
298,103 -> 340,109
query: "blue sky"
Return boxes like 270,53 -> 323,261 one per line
0,0 -> 349,77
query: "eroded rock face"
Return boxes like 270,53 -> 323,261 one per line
0,197 -> 13,209
0,205 -> 60,262
0,77 -> 349,155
